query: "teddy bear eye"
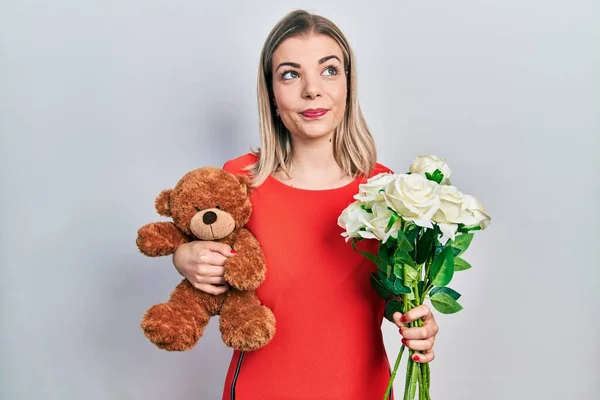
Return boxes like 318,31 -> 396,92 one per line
216,205 -> 221,209
194,206 -> 201,212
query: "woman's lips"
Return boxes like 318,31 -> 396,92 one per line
301,108 -> 328,119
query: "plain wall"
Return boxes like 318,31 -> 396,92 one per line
1,0 -> 598,399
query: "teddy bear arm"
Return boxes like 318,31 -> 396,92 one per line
234,228 -> 267,272
136,222 -> 189,257
224,228 -> 267,290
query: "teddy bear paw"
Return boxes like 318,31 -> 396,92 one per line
221,306 -> 276,351
141,303 -> 205,351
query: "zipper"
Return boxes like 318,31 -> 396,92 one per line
230,351 -> 245,400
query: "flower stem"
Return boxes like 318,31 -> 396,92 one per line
383,344 -> 406,400
425,363 -> 431,395
418,363 -> 429,400
403,351 -> 414,400
407,357 -> 419,400
418,362 -> 425,400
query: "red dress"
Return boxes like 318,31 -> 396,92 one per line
221,153 -> 396,400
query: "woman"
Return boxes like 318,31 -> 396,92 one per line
173,10 -> 439,399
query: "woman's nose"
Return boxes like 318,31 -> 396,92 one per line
302,74 -> 322,99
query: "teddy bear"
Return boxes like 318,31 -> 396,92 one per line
135,167 -> 276,352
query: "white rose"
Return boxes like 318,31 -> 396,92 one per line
337,201 -> 374,242
354,172 -> 397,207
384,173 -> 440,229
360,202 -> 402,243
409,154 -> 452,185
432,185 -> 465,243
459,194 -> 491,230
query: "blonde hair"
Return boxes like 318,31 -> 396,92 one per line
247,9 -> 377,187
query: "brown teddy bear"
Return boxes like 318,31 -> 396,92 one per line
136,167 -> 276,352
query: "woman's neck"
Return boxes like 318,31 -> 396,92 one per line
273,134 -> 354,190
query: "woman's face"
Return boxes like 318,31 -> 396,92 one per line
271,33 -> 347,141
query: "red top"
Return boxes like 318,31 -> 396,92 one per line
221,153 -> 396,400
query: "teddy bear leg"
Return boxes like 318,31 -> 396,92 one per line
219,289 -> 276,351
141,279 -> 226,351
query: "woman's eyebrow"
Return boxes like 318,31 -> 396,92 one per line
275,55 -> 342,72
275,61 -> 301,71
318,55 -> 341,64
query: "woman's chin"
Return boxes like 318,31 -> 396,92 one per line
290,121 -> 337,140
294,128 -> 335,141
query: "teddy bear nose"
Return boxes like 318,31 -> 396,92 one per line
203,211 -> 217,225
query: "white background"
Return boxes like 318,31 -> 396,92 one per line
1,1 -> 598,399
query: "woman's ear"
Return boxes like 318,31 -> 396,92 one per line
154,189 -> 173,216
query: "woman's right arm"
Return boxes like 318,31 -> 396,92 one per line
172,241 -> 235,295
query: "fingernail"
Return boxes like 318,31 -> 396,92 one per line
398,327 -> 403,335
413,355 -> 420,361
401,338 -> 407,345
231,249 -> 237,255
401,315 -> 408,323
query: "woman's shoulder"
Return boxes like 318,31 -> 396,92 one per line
369,161 -> 394,177
222,152 -> 259,176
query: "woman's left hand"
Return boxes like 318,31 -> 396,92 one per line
393,305 -> 439,364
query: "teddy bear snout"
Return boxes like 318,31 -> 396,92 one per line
190,208 -> 236,241
203,211 -> 217,225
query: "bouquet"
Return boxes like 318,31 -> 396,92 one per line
337,155 -> 491,400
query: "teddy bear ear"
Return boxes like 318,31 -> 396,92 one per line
154,189 -> 173,217
236,174 -> 253,196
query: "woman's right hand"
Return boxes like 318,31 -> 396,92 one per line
172,241 -> 236,295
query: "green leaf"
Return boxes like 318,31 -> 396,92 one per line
435,245 -> 461,257
393,278 -> 412,294
377,269 -> 390,282
429,246 -> 455,287
385,213 -> 400,233
384,299 -> 403,321
395,229 -> 414,251
430,292 -> 463,314
382,275 -> 411,295
429,286 -> 461,300
352,241 -> 391,273
385,234 -> 397,248
394,249 -> 416,268
378,243 -> 395,267
405,224 -> 420,244
448,233 -> 474,256
381,263 -> 392,276
425,169 -> 444,184
405,265 -> 419,284
405,224 -> 420,259
416,226 -> 436,265
370,272 -> 391,299
454,256 -> 472,271
457,223 -> 482,234
393,263 -> 403,280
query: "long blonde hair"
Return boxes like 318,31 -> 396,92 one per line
247,9 -> 377,187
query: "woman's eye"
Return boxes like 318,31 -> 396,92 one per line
282,70 -> 299,80
323,66 -> 339,76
